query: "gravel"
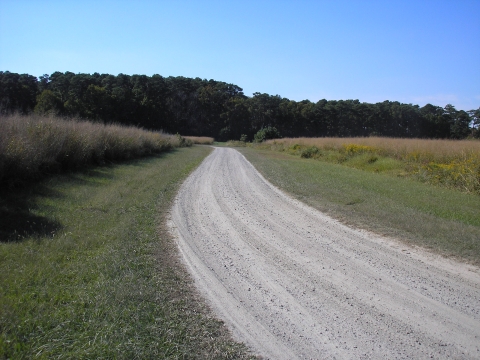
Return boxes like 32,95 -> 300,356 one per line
169,147 -> 480,359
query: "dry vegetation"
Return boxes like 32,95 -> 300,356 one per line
226,140 -> 248,147
259,137 -> 480,194
184,136 -> 215,145
0,114 -> 191,185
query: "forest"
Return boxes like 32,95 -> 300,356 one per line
1,70 -> 479,140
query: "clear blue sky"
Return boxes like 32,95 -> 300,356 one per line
1,0 -> 479,110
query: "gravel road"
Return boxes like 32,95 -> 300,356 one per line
169,147 -> 480,359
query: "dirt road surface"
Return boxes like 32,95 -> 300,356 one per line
169,147 -> 480,359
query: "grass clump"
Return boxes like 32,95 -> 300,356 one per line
257,137 -> 480,194
0,147 -> 255,358
0,114 -> 191,186
300,146 -> 320,158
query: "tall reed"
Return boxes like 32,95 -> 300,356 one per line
0,114 -> 190,184
183,136 -> 215,145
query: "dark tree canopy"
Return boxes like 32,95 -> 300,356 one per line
1,71 -> 479,139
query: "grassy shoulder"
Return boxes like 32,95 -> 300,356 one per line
238,147 -> 480,265
0,146 -> 254,359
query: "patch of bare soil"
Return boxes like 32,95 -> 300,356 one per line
169,147 -> 480,359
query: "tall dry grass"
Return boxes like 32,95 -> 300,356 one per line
265,137 -> 480,163
0,114 -> 189,184
262,137 -> 480,194
183,136 -> 215,145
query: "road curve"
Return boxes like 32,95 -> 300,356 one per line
168,147 -> 480,359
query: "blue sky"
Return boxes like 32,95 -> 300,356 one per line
1,0 -> 479,110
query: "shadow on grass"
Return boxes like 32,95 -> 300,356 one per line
0,151 -> 177,242
0,183 -> 62,242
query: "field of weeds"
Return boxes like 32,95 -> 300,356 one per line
0,114 -> 191,185
259,137 -> 480,195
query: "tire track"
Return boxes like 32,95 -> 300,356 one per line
169,147 -> 480,359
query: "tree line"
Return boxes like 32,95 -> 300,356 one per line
1,70 -> 479,140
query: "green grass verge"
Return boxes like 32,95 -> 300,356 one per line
0,147 -> 254,359
239,148 -> 480,265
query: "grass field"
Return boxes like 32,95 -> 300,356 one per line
257,137 -> 480,195
239,147 -> 480,265
0,146 -> 254,359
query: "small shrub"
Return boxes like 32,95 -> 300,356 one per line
175,133 -> 193,147
367,155 -> 378,164
254,126 -> 281,143
300,146 -> 319,159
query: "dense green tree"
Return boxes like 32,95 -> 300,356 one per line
419,104 -> 449,138
220,97 -> 251,141
0,71 -> 38,114
82,85 -> 111,122
468,108 -> 480,138
1,70 -> 478,140
443,104 -> 471,139
34,90 -> 64,116
38,74 -> 51,92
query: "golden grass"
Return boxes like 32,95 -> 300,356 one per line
261,137 -> 480,194
266,137 -> 480,162
226,140 -> 247,147
184,136 -> 215,145
0,114 -> 188,184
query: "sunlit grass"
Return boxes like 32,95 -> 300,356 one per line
258,137 -> 480,194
